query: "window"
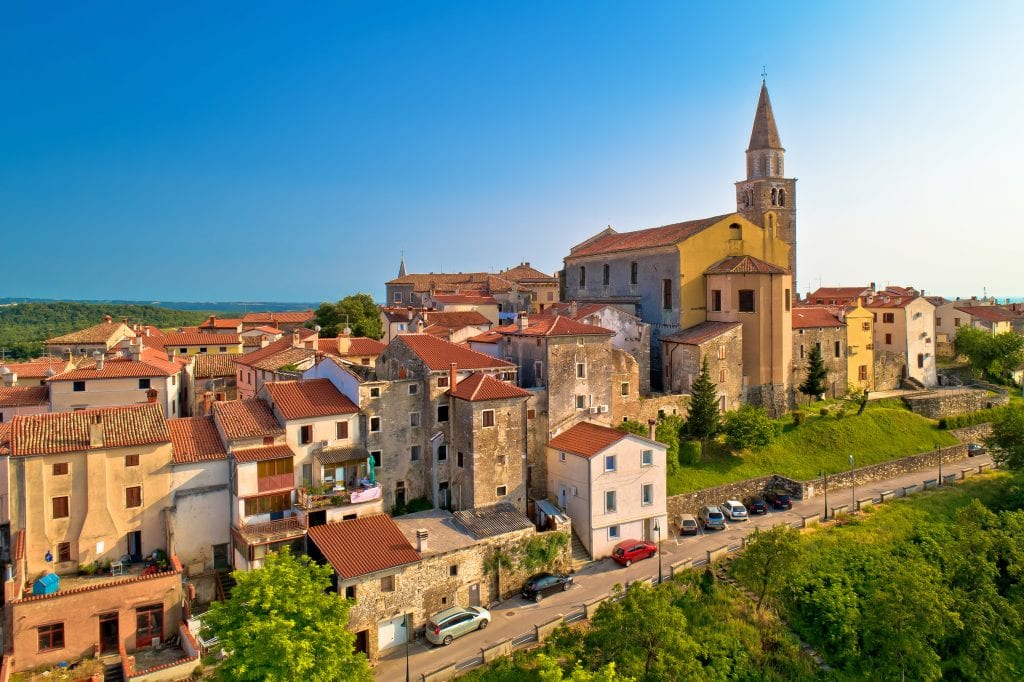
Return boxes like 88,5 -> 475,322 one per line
662,279 -> 672,310
719,368 -> 726,383
393,291 -> 402,303
73,381 -> 85,392
52,496 -> 69,519
641,483 -> 654,506
482,410 -> 495,427
859,365 -> 868,381
437,404 -> 449,422
437,376 -> 449,388
799,344 -> 805,359
885,333 -> 892,345
641,449 -> 653,466
370,416 -> 381,432
125,454 -> 140,467
527,408 -> 536,419
370,451 -> 382,467
718,345 -> 727,360
410,412 -> 420,427
576,395 -> 585,410
738,290 -> 755,313
256,457 -> 293,479
125,486 -> 142,508
729,222 -> 742,239
882,313 -> 895,324
345,585 -> 357,599
604,455 -> 616,472
369,386 -> 381,398
576,362 -> 586,379
57,542 -> 71,563
711,289 -> 722,312
138,378 -> 151,389
559,452 -> 566,462
179,348 -> 187,354
52,462 -> 68,476
862,322 -> 870,332
918,353 -> 925,369
719,395 -> 726,411
244,491 -> 291,516
935,317 -> 942,327
785,289 -> 791,312
620,381 -> 630,396
219,346 -> 227,353
605,490 -> 617,513
410,445 -> 421,461
199,347 -> 208,354
496,485 -> 507,497
408,384 -> 418,395
300,425 -> 313,445
380,575 -> 395,592
579,266 -> 586,288
954,317 -> 961,327
38,623 -> 65,652
336,421 -> 348,439
457,451 -> 464,468
771,188 -> 778,205
449,564 -> 459,576
437,445 -> 448,461
630,261 -> 638,285
602,264 -> 610,286
607,525 -> 620,540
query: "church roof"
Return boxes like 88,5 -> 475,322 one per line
569,214 -> 732,258
747,81 -> 783,152
705,255 -> 788,275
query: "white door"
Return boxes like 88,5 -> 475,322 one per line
377,614 -> 408,651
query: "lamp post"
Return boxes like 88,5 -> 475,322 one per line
819,471 -> 829,520
653,519 -> 663,584
401,613 -> 411,682
937,444 -> 942,486
849,454 -> 855,512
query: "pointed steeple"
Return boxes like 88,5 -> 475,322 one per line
398,252 -> 407,278
747,80 -> 782,152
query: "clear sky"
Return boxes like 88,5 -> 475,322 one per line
2,2 -> 1021,303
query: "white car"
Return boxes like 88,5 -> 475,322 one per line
720,500 -> 748,521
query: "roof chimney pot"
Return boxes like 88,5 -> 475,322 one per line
88,414 -> 105,448
415,528 -> 429,553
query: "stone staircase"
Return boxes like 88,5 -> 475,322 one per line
570,530 -> 592,570
215,569 -> 237,601
103,661 -> 124,682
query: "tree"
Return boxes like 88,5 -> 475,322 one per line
730,525 -> 802,610
202,549 -> 372,682
315,293 -> 382,339
985,404 -> 1024,470
534,654 -> 635,682
955,326 -> 1024,383
798,344 -> 828,398
686,357 -> 721,442
720,404 -> 779,451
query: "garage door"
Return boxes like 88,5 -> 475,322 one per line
377,614 -> 407,651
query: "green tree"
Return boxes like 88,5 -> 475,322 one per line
535,654 -> 635,682
202,549 -> 372,682
315,293 -> 382,339
730,524 -> 802,610
956,326 -> 1024,383
686,357 -> 721,442
720,404 -> 779,451
985,404 -> 1024,470
797,344 -> 828,398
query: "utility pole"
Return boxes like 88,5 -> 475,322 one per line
849,454 -> 855,512
819,471 -> 829,519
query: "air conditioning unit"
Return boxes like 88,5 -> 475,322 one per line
589,407 -> 600,414
598,405 -> 609,413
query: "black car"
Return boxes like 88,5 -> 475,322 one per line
521,572 -> 573,603
967,443 -> 986,457
765,491 -> 792,510
744,496 -> 768,515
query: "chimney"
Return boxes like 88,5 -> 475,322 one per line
93,350 -> 104,371
569,300 -> 577,317
89,414 -> 105,448
103,315 -> 112,323
122,317 -> 130,326
415,528 -> 429,553
291,329 -> 301,347
647,419 -> 656,441
870,282 -> 876,292
0,368 -> 14,387
65,349 -> 73,362
207,315 -> 216,326
203,391 -> 214,416
260,335 -> 270,348
449,362 -> 458,389
518,311 -> 529,331
129,338 -> 142,362
146,388 -> 158,404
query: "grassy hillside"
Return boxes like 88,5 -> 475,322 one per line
0,301 -> 220,359
668,399 -> 959,494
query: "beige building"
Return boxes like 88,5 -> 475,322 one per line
547,421 -> 667,560
160,332 -> 243,358
0,385 -> 50,423
44,317 -> 135,357
0,357 -> 75,388
843,302 -> 875,391
865,294 -> 937,387
661,321 -> 744,411
47,349 -> 188,417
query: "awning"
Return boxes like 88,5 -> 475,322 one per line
315,445 -> 371,465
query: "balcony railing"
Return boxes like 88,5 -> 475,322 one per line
296,483 -> 382,510
257,473 -> 294,493
238,515 -> 304,543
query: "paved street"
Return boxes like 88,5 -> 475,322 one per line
376,451 -> 993,681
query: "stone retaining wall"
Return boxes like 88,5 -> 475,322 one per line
903,389 -> 1007,419
666,474 -> 802,521
801,443 -> 967,499
949,423 -> 992,443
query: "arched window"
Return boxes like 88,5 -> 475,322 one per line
729,223 -> 742,240
579,266 -> 586,288
771,188 -> 778,206
778,189 -> 786,207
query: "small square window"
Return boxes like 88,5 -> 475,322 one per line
605,490 -> 617,512
496,485 -> 507,497
179,348 -> 187,354
527,408 -> 536,420
559,452 -> 566,462
711,289 -> 722,312
52,462 -> 68,476
300,425 -> 313,445
345,585 -> 356,599
449,565 -> 458,576
57,542 -> 71,563
73,381 -> 85,392
125,486 -> 142,508
575,395 -> 586,410
437,376 -> 449,388
604,455 -> 616,472
125,454 -> 140,467
437,445 -> 447,461
369,416 -> 381,432
199,347 -> 208,354
641,449 -> 653,466
862,322 -> 870,331
607,525 -> 620,540
410,412 -> 420,427
52,496 -> 69,519
369,386 -> 381,398
738,290 -> 755,313
408,384 -> 418,395
38,622 -> 65,652
482,410 -> 495,427
641,483 -> 654,506
410,445 -> 421,461
437,404 -> 449,422
336,421 -> 348,439
620,382 -> 629,396
576,363 -> 586,379
370,451 -> 382,467
138,378 -> 151,390
380,575 -> 395,592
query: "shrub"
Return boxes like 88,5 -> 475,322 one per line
940,406 -> 1007,430
792,411 -> 806,426
836,407 -> 846,419
820,407 -> 830,416
722,404 -> 780,451
679,440 -> 702,465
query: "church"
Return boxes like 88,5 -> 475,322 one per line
562,81 -> 796,415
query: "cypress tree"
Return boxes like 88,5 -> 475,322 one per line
686,357 -> 721,441
799,344 -> 829,398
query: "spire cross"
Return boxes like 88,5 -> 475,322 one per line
761,65 -> 767,81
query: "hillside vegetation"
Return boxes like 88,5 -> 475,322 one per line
668,399 -> 959,494
0,301 -> 219,359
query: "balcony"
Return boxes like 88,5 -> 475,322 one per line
297,482 -> 382,510
237,515 -> 305,544
257,472 -> 294,493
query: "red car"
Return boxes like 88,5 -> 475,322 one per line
611,539 -> 657,567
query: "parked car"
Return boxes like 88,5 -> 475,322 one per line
720,500 -> 749,521
425,606 -> 491,646
521,572 -> 573,603
968,443 -> 986,457
699,505 -> 727,530
612,539 -> 657,566
765,491 -> 793,510
678,513 -> 700,536
743,495 -> 768,515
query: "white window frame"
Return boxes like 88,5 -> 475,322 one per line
607,525 -> 620,540
641,449 -> 653,466
641,483 -> 654,507
605,490 -> 617,513
604,455 -> 616,472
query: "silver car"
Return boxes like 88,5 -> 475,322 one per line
720,500 -> 748,521
700,505 -> 727,530
425,606 -> 491,646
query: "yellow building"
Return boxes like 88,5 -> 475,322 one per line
160,331 -> 243,357
844,301 -> 875,390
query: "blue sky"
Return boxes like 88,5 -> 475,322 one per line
2,2 -> 1021,303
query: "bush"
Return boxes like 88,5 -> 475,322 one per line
722,404 -> 781,451
836,407 -> 846,419
391,496 -> 432,517
820,407 -> 830,416
940,406 -> 1007,430
679,440 -> 702,465
792,411 -> 806,426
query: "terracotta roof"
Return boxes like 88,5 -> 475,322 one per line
235,337 -> 294,366
248,346 -> 315,372
386,272 -> 491,290
341,337 -> 386,357
449,373 -> 531,402
468,330 -> 502,344
381,307 -> 417,323
925,296 -> 949,307
198,317 -> 242,329
493,315 -> 612,337
808,286 -> 872,302
500,264 -> 558,283
548,421 -> 630,459
705,255 -> 788,275
661,321 -> 743,346
308,515 -> 421,579
264,379 -> 358,420
194,353 -> 237,379
429,293 -> 499,305
241,311 -> 315,324
168,416 -> 228,463
0,357 -> 72,379
537,302 -> 636,322
569,214 -> 731,258
863,295 -> 927,310
0,423 -> 10,455
882,286 -> 919,297
160,332 -> 241,347
0,386 -> 48,407
419,311 -> 492,328
394,334 -> 514,371
132,325 -> 164,337
247,326 -> 283,335
421,325 -> 451,338
232,443 -> 295,463
47,357 -> 177,381
9,404 -> 170,456
792,307 -> 845,329
748,81 -> 782,151
212,399 -> 284,440
954,306 -> 1016,323
45,321 -> 134,345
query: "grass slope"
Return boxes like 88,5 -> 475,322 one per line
668,399 -> 959,494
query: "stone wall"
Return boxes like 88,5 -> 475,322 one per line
615,393 -> 691,425
902,388 -> 1007,419
949,423 -> 992,443
666,474 -> 801,522
449,395 -> 527,512
801,443 -> 968,499
792,326 -> 848,399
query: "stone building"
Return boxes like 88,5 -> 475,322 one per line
44,317 -> 135,358
791,306 -> 848,399
864,294 -> 937,388
661,320 -> 744,411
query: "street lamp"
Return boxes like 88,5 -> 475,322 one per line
819,471 -> 829,520
400,613 -> 411,682
653,519 -> 663,584
937,444 -> 942,486
849,454 -> 855,512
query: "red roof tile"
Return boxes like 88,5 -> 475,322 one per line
168,416 -> 228,463
212,399 -> 284,440
308,515 -> 421,579
247,326 -> 284,335
198,317 -> 242,329
954,306 -> 1016,323
264,379 -> 358,420
449,373 -> 531,402
0,386 -> 49,407
660,321 -> 743,346
536,302 -> 631,321
160,332 -> 241,347
429,293 -> 499,306
500,264 -> 558,283
9,404 -> 170,456
194,354 -> 238,379
241,311 -> 315,324
494,316 -> 612,337
45,321 -> 135,345
569,214 -> 731,257
419,311 -> 492,328
0,357 -> 72,379
386,272 -> 491,290
394,334 -> 514,371
232,443 -> 295,463
808,286 -> 872,302
705,255 -> 788,275
0,423 -> 10,455
792,307 -> 845,329
863,295 -> 926,310
548,421 -> 630,458
468,330 -> 502,344
342,337 -> 386,357
48,357 -> 177,381
235,337 -> 316,371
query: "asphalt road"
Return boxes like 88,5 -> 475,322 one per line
376,451 -> 994,681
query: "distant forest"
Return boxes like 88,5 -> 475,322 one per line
0,302 -> 221,359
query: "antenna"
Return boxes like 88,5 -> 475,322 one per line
761,65 -> 767,81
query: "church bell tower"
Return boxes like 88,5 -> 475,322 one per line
735,80 -> 797,290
